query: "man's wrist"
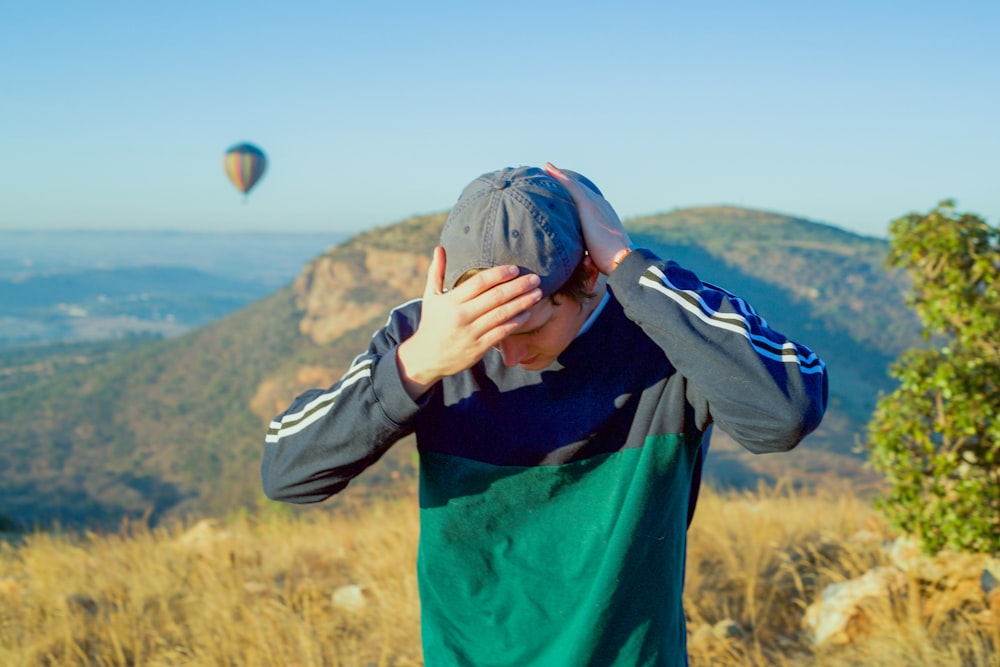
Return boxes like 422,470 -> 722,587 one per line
396,340 -> 440,400
610,244 -> 636,272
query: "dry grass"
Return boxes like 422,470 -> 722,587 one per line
0,483 -> 996,666
0,499 -> 422,667
684,480 -> 999,666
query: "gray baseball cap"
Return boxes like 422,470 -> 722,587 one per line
441,166 -> 602,296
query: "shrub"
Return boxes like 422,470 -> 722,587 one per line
866,201 -> 1000,556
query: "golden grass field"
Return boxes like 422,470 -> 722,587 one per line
1,482 -> 997,667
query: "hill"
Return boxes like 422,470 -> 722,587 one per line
0,207 -> 918,529
624,207 -> 918,489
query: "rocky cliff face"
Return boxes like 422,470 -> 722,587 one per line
252,216 -> 443,422
293,248 -> 431,345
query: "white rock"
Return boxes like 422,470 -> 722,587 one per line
332,584 -> 368,612
803,566 -> 908,645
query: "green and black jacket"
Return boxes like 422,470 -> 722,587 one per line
262,248 -> 828,667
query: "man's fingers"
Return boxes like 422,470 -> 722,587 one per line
545,162 -> 587,198
448,263 -> 538,309
544,162 -> 573,189
453,264 -> 521,299
546,162 -> 600,207
463,273 -> 541,322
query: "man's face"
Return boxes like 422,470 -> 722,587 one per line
495,294 -> 592,370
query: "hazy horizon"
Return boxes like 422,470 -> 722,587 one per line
0,201 -> 890,241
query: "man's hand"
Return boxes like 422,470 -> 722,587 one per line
396,246 -> 542,399
545,162 -> 633,275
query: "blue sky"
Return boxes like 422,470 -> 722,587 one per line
2,1 -> 997,238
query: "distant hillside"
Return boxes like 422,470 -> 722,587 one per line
0,230 -> 349,347
0,208 -> 917,529
624,207 -> 918,489
0,266 -> 272,346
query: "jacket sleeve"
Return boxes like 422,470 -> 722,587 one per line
608,248 -> 828,454
261,300 -> 424,503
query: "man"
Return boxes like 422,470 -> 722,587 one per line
262,163 -> 828,666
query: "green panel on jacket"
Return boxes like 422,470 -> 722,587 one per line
417,433 -> 701,667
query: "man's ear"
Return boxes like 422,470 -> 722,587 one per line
582,255 -> 601,290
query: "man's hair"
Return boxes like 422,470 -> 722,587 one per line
455,259 -> 596,307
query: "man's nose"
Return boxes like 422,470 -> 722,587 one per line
498,338 -> 528,367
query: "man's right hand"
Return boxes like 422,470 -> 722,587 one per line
396,246 -> 542,399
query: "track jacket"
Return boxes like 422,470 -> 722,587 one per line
262,248 -> 828,667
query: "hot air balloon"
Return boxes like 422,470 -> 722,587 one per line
223,143 -> 267,199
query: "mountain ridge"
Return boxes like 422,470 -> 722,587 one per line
0,206 -> 914,529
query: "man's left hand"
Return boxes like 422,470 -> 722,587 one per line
545,162 -> 632,275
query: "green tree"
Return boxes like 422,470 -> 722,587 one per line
867,200 -> 1000,556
